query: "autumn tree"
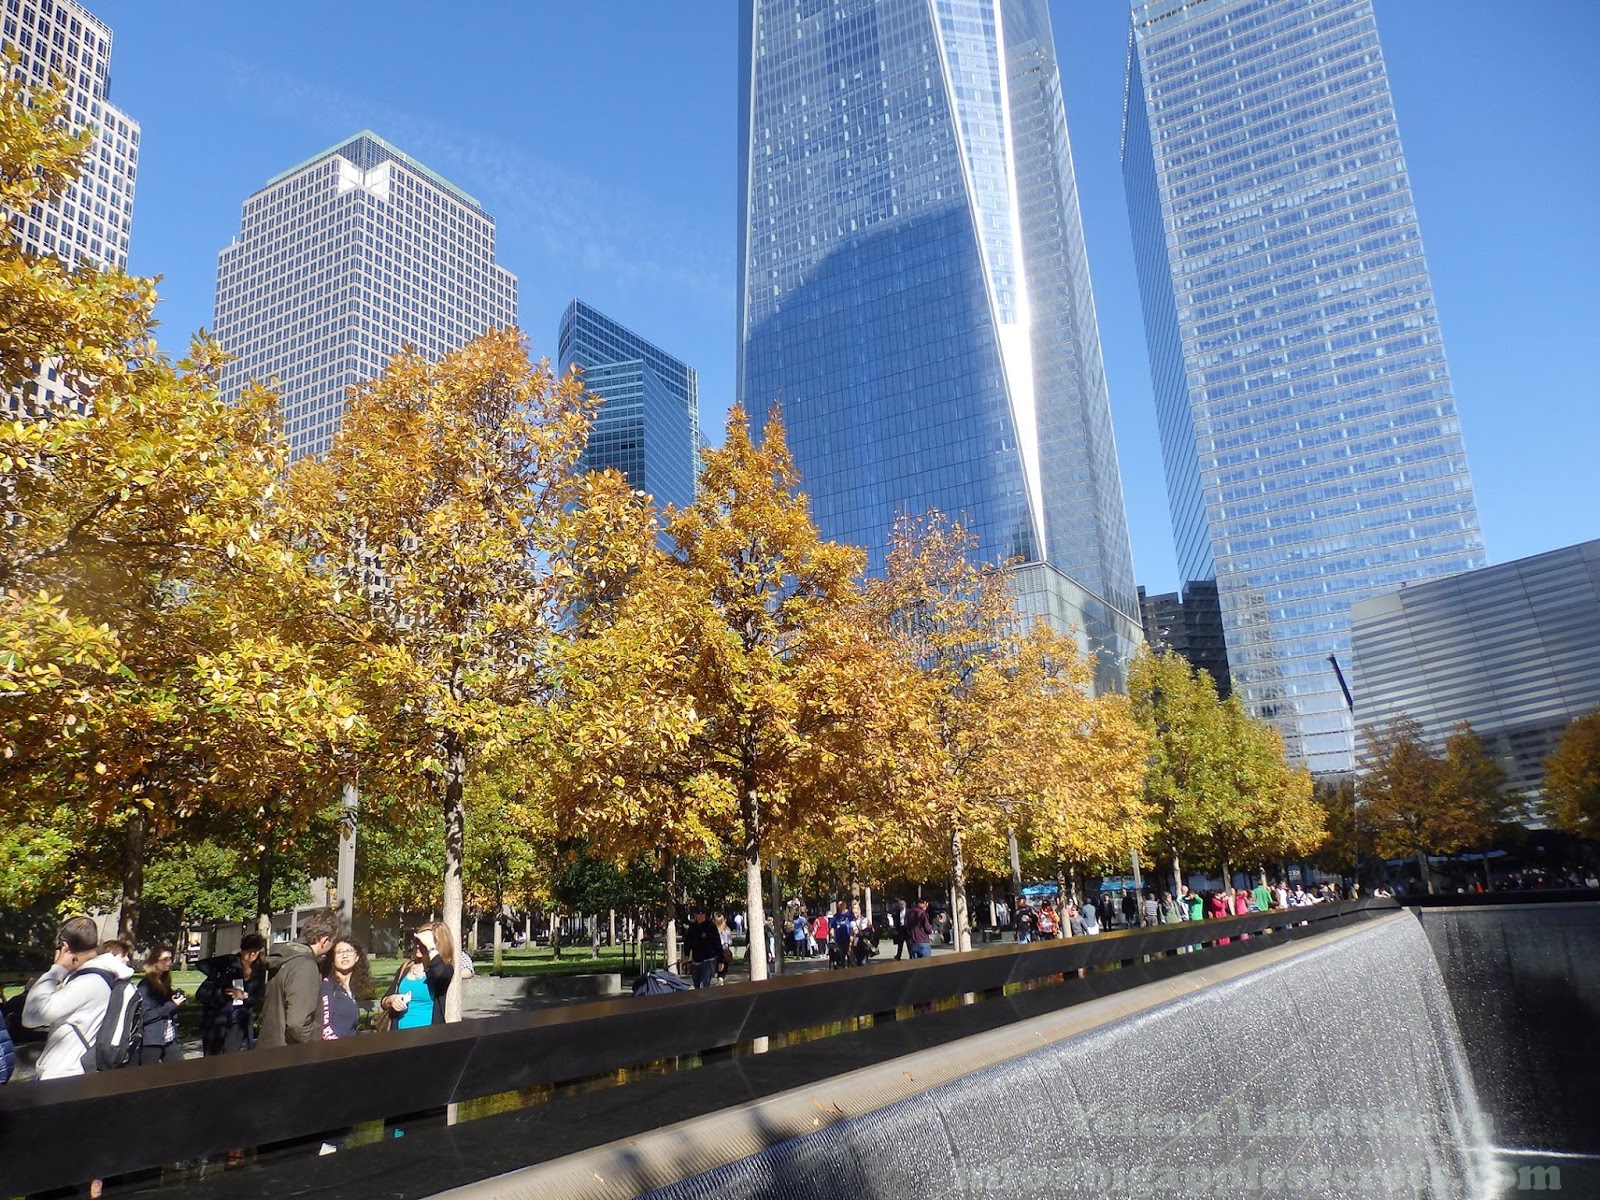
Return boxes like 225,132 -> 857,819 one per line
288,332 -> 589,1018
1544,709 -> 1600,838
1127,647 -> 1227,892
541,471 -> 732,972
2,71 -> 360,937
1359,717 -> 1502,893
1309,776 -> 1361,877
666,406 -> 864,980
862,513 -> 1087,952
1022,656 -> 1153,904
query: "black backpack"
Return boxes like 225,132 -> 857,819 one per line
70,968 -> 144,1072
2,988 -> 46,1048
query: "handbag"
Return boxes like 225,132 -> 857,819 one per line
373,964 -> 409,1033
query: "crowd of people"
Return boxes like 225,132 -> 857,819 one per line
8,868 -> 1592,1084
0,908 -> 468,1086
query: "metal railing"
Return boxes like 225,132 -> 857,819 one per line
0,896 -> 1396,1196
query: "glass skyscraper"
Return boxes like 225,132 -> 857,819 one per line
1124,0 -> 1485,772
737,0 -> 1142,685
3,0 -> 139,414
214,132 -> 517,460
557,300 -> 700,512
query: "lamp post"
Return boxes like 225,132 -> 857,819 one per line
1328,654 -> 1362,893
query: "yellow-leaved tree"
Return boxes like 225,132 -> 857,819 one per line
1023,653 -> 1153,904
863,513 -> 1071,952
289,332 -> 590,1018
1544,709 -> 1600,838
667,407 -> 864,981
542,470 -> 734,973
2,70 -> 359,935
1360,717 -> 1503,894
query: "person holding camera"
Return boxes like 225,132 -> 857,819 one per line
195,933 -> 266,1055
22,916 -> 133,1081
132,945 -> 185,1065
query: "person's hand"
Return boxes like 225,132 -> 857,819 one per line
173,992 -> 186,1006
227,987 -> 247,1002
54,944 -> 85,971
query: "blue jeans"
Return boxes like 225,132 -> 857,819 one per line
909,942 -> 932,959
691,958 -> 718,989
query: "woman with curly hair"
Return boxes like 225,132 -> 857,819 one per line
319,938 -> 374,1040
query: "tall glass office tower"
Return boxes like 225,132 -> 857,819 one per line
1123,0 -> 1485,772
558,299 -> 700,511
737,0 -> 1143,686
214,132 -> 517,459
3,0 -> 139,415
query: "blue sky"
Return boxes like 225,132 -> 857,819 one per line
104,1 -> 1598,594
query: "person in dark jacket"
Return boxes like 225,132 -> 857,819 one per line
196,934 -> 267,1055
683,906 -> 723,990
133,945 -> 185,1065
259,909 -> 338,1048
319,938 -> 373,1040
0,1004 -> 15,1084
903,898 -> 935,959
380,923 -> 455,1028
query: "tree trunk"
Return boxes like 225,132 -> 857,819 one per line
1222,856 -> 1233,890
949,828 -> 972,953
768,862 -> 783,976
1007,826 -> 1023,899
551,908 -> 562,959
742,766 -> 769,981
865,885 -> 874,925
492,897 -> 504,976
662,851 -> 677,973
117,806 -> 147,943
608,908 -> 616,948
1056,862 -> 1068,913
440,734 -> 467,1023
336,774 -> 358,934
1416,850 -> 1434,896
1171,851 -> 1184,897
590,914 -> 600,959
255,830 -> 274,943
467,912 -> 480,954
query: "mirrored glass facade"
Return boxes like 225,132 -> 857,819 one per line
1124,0 -> 1485,772
1352,541 -> 1600,801
737,0 -> 1142,684
214,132 -> 517,460
557,300 -> 699,512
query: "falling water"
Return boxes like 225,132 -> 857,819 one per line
645,914 -> 1501,1200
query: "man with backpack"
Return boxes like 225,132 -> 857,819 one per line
827,900 -> 854,969
22,916 -> 138,1080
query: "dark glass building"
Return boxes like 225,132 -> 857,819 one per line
557,300 -> 699,512
737,0 -> 1143,688
1123,0 -> 1485,771
1138,581 -> 1231,699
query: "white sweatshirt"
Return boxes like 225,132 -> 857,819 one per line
22,952 -> 135,1081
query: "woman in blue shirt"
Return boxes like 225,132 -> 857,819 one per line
319,939 -> 373,1039
380,925 -> 454,1029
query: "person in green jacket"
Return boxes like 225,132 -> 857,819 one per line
1252,879 -> 1275,913
1182,887 -> 1205,922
